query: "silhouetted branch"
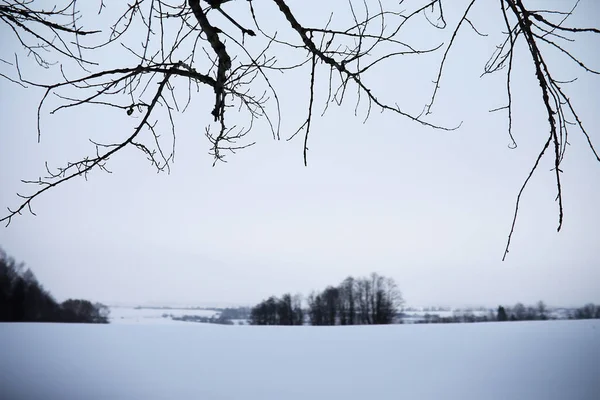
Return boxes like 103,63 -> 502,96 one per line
1,0 -> 598,260
497,0 -> 599,258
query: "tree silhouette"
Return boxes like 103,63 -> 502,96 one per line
497,306 -> 508,322
536,301 -> 547,320
250,293 -> 303,325
1,0 -> 598,258
0,247 -> 109,323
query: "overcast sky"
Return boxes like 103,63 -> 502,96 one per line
0,0 -> 599,308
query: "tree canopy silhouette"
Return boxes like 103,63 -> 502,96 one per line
0,247 -> 109,323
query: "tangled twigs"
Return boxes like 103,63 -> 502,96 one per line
492,0 -> 599,260
0,0 -> 598,260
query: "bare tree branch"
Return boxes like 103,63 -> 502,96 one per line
1,0 -> 598,260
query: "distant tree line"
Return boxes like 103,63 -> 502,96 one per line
571,304 -> 600,319
411,301 -> 600,324
170,307 -> 251,325
171,314 -> 234,325
496,301 -> 550,322
0,248 -> 109,323
249,293 -> 304,325
496,301 -> 600,321
412,312 -> 491,324
250,273 -> 403,326
412,302 -> 551,324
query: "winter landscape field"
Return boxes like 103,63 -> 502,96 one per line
109,306 -> 220,324
1,317 -> 598,400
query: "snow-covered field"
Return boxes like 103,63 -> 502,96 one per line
1,320 -> 599,400
109,306 -> 219,324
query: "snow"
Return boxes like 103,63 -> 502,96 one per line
1,320 -> 599,400
109,306 -> 220,324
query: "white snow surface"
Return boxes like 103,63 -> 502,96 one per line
109,306 -> 219,324
1,320 -> 599,400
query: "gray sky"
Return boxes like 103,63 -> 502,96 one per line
0,0 -> 599,308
